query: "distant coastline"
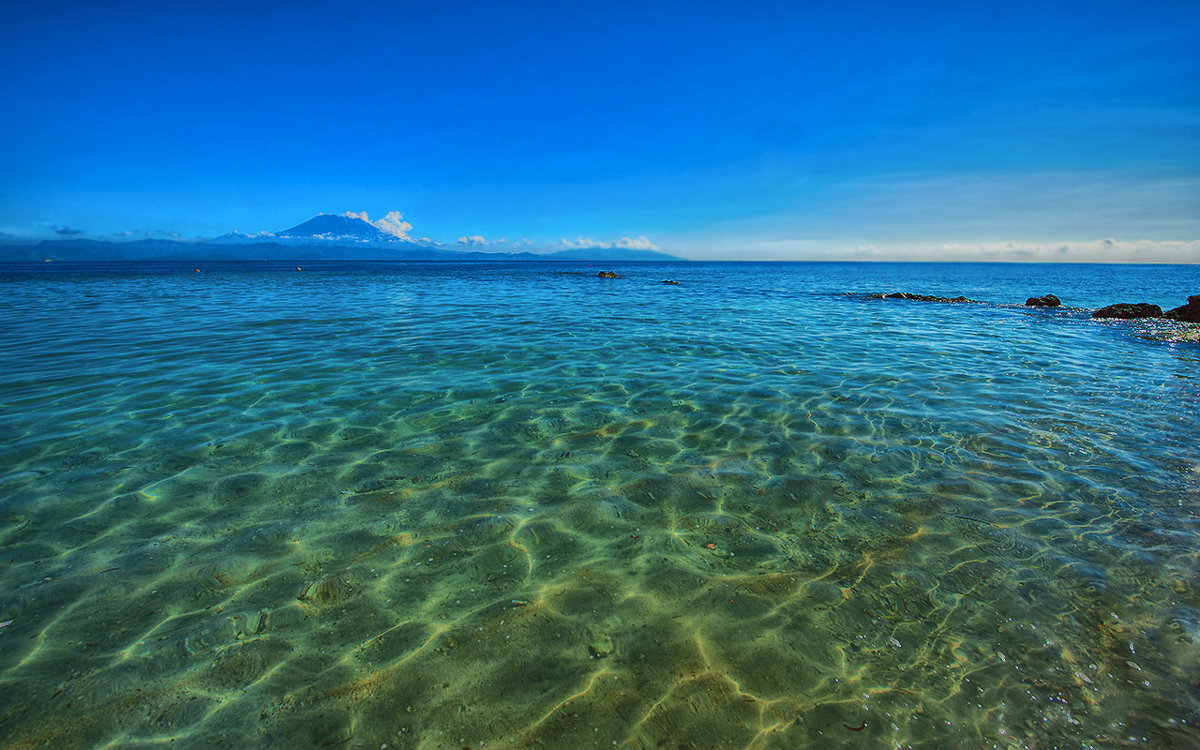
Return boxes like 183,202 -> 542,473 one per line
0,238 -> 686,264
0,212 -> 685,263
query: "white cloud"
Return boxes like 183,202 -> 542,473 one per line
559,234 -> 660,250
615,235 -> 659,250
344,210 -> 413,238
457,235 -> 488,245
722,238 -> 1200,262
898,238 -> 1200,263
374,210 -> 413,238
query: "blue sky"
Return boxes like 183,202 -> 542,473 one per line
2,0 -> 1197,260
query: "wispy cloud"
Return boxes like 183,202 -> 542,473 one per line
559,235 -> 659,250
344,210 -> 413,238
106,228 -> 189,241
810,172 -> 1200,243
454,234 -> 659,252
732,238 -> 1200,263
456,235 -> 520,246
54,226 -> 85,236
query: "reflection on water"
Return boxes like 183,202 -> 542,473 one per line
1,262 -> 1198,748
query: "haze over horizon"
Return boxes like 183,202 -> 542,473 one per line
2,1 -> 1197,262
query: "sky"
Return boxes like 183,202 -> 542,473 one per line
1,0 -> 1198,261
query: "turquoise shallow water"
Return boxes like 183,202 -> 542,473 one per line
1,261 -> 1198,749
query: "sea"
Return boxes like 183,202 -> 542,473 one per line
1,260 -> 1198,749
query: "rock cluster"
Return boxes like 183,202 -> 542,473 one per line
1092,303 -> 1163,319
1025,294 -> 1061,307
1166,295 -> 1200,323
1022,291 -> 1199,323
871,289 -> 1197,325
1087,296 -> 1199,321
870,292 -> 979,303
661,279 -> 681,285
596,270 -> 620,279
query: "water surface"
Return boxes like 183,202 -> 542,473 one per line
1,261 -> 1198,749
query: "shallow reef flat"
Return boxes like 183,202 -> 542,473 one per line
1,261 -> 1198,748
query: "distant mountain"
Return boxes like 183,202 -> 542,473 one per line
0,213 -> 687,263
211,214 -> 415,246
277,214 -> 397,243
207,232 -> 277,245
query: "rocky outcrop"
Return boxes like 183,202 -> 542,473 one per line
1025,294 -> 1061,307
661,280 -> 681,285
857,288 -> 1198,330
1092,303 -> 1163,319
1165,295 -> 1200,323
870,292 -> 979,303
596,270 -> 620,279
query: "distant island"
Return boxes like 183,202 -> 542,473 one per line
0,213 -> 685,263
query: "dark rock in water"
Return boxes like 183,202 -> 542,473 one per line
596,270 -> 620,279
661,279 -> 681,285
1092,302 -> 1163,319
1165,295 -> 1200,323
1025,294 -> 1061,307
587,634 -> 614,659
869,292 -> 979,304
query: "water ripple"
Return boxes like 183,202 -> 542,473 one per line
0,261 -> 1198,748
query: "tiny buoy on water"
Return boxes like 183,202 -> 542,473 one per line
195,268 -> 200,273
296,267 -> 302,271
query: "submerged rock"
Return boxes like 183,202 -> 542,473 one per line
1165,295 -> 1200,323
587,633 -> 614,659
661,279 -> 681,285
1025,294 -> 1061,307
1092,303 -> 1163,319
870,292 -> 979,303
596,270 -> 620,279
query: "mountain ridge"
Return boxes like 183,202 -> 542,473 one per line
276,214 -> 397,242
0,214 -> 685,262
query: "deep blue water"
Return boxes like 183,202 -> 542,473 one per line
1,261 -> 1198,749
